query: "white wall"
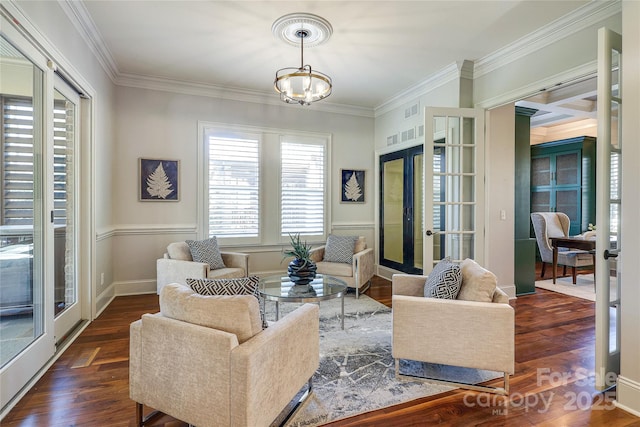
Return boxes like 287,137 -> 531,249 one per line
618,0 -> 640,416
484,104 -> 516,296
111,86 -> 375,293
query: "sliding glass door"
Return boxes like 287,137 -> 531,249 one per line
0,29 -> 55,411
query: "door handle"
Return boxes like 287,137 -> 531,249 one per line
426,230 -> 433,236
603,249 -> 619,260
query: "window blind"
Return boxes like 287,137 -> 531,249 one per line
207,136 -> 260,238
2,96 -> 68,226
281,140 -> 324,236
2,96 -> 35,226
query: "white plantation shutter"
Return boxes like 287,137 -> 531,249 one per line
281,139 -> 325,236
2,96 -> 35,225
2,96 -> 68,226
207,135 -> 260,238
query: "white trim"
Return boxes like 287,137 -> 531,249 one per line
474,0 -> 621,78
616,375 -> 640,417
56,0 -> 118,82
375,63 -> 460,117
95,285 -> 115,317
331,222 -> 375,231
110,224 -> 198,237
117,73 -> 374,118
114,280 -> 157,296
475,61 -> 598,110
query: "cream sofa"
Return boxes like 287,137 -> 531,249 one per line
309,236 -> 374,298
130,283 -> 319,427
156,241 -> 249,294
391,260 -> 515,395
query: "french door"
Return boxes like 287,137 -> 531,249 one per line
0,16 -> 82,412
424,107 -> 485,272
594,27 -> 622,391
379,145 -> 424,274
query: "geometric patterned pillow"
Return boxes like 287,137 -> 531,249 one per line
186,237 -> 225,270
423,257 -> 462,299
186,276 -> 267,328
323,235 -> 357,264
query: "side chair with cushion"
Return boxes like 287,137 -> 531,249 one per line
130,283 -> 319,427
156,237 -> 249,294
309,235 -> 374,298
392,258 -> 514,395
530,212 -> 594,284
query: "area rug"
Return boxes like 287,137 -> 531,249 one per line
535,274 -> 596,301
264,294 -> 502,426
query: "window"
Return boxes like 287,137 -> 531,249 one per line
201,124 -> 329,245
2,96 -> 68,226
207,134 -> 260,239
281,139 -> 324,236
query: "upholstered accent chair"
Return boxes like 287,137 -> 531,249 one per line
130,283 -> 319,427
530,212 -> 594,284
156,241 -> 249,294
391,260 -> 515,395
309,236 -> 374,298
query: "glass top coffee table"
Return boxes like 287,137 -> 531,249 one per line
259,274 -> 347,330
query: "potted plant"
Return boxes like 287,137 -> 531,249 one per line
283,233 -> 317,286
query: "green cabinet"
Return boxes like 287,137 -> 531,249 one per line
530,136 -> 596,236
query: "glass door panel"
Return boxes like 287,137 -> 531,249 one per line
0,26 -> 55,413
425,107 -> 484,271
594,27 -> 622,391
52,77 -> 81,342
382,158 -> 404,264
412,154 -> 424,270
380,145 -> 423,274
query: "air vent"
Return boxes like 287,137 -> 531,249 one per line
418,125 -> 424,137
405,103 -> 420,119
401,128 -> 416,142
387,135 -> 398,146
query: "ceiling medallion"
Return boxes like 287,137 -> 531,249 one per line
273,13 -> 333,106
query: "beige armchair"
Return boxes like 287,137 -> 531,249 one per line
309,236 -> 374,298
130,283 -> 319,427
531,212 -> 594,283
391,266 -> 514,395
156,241 -> 249,294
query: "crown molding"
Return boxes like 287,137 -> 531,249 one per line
474,0 -> 621,78
475,60 -> 597,109
374,62 -> 460,117
57,0 -> 119,83
115,72 -> 375,118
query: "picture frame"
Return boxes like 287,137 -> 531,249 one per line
341,169 -> 365,203
139,158 -> 179,201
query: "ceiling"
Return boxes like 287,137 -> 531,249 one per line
76,0 -> 593,111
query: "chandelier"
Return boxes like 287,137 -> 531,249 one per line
273,13 -> 333,106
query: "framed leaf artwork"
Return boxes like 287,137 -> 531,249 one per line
139,158 -> 179,201
341,169 -> 365,203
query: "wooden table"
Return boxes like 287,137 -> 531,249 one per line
549,237 -> 596,284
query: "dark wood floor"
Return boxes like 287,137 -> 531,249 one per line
3,270 -> 639,427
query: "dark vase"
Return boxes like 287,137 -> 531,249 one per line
288,258 -> 317,285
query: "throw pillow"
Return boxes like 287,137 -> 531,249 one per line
323,235 -> 358,264
186,237 -> 225,270
424,257 -> 462,299
187,276 -> 267,329
458,258 -> 497,302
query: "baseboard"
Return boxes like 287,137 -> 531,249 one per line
114,279 -> 157,296
616,375 -> 640,417
96,285 -> 115,317
499,284 -> 517,300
